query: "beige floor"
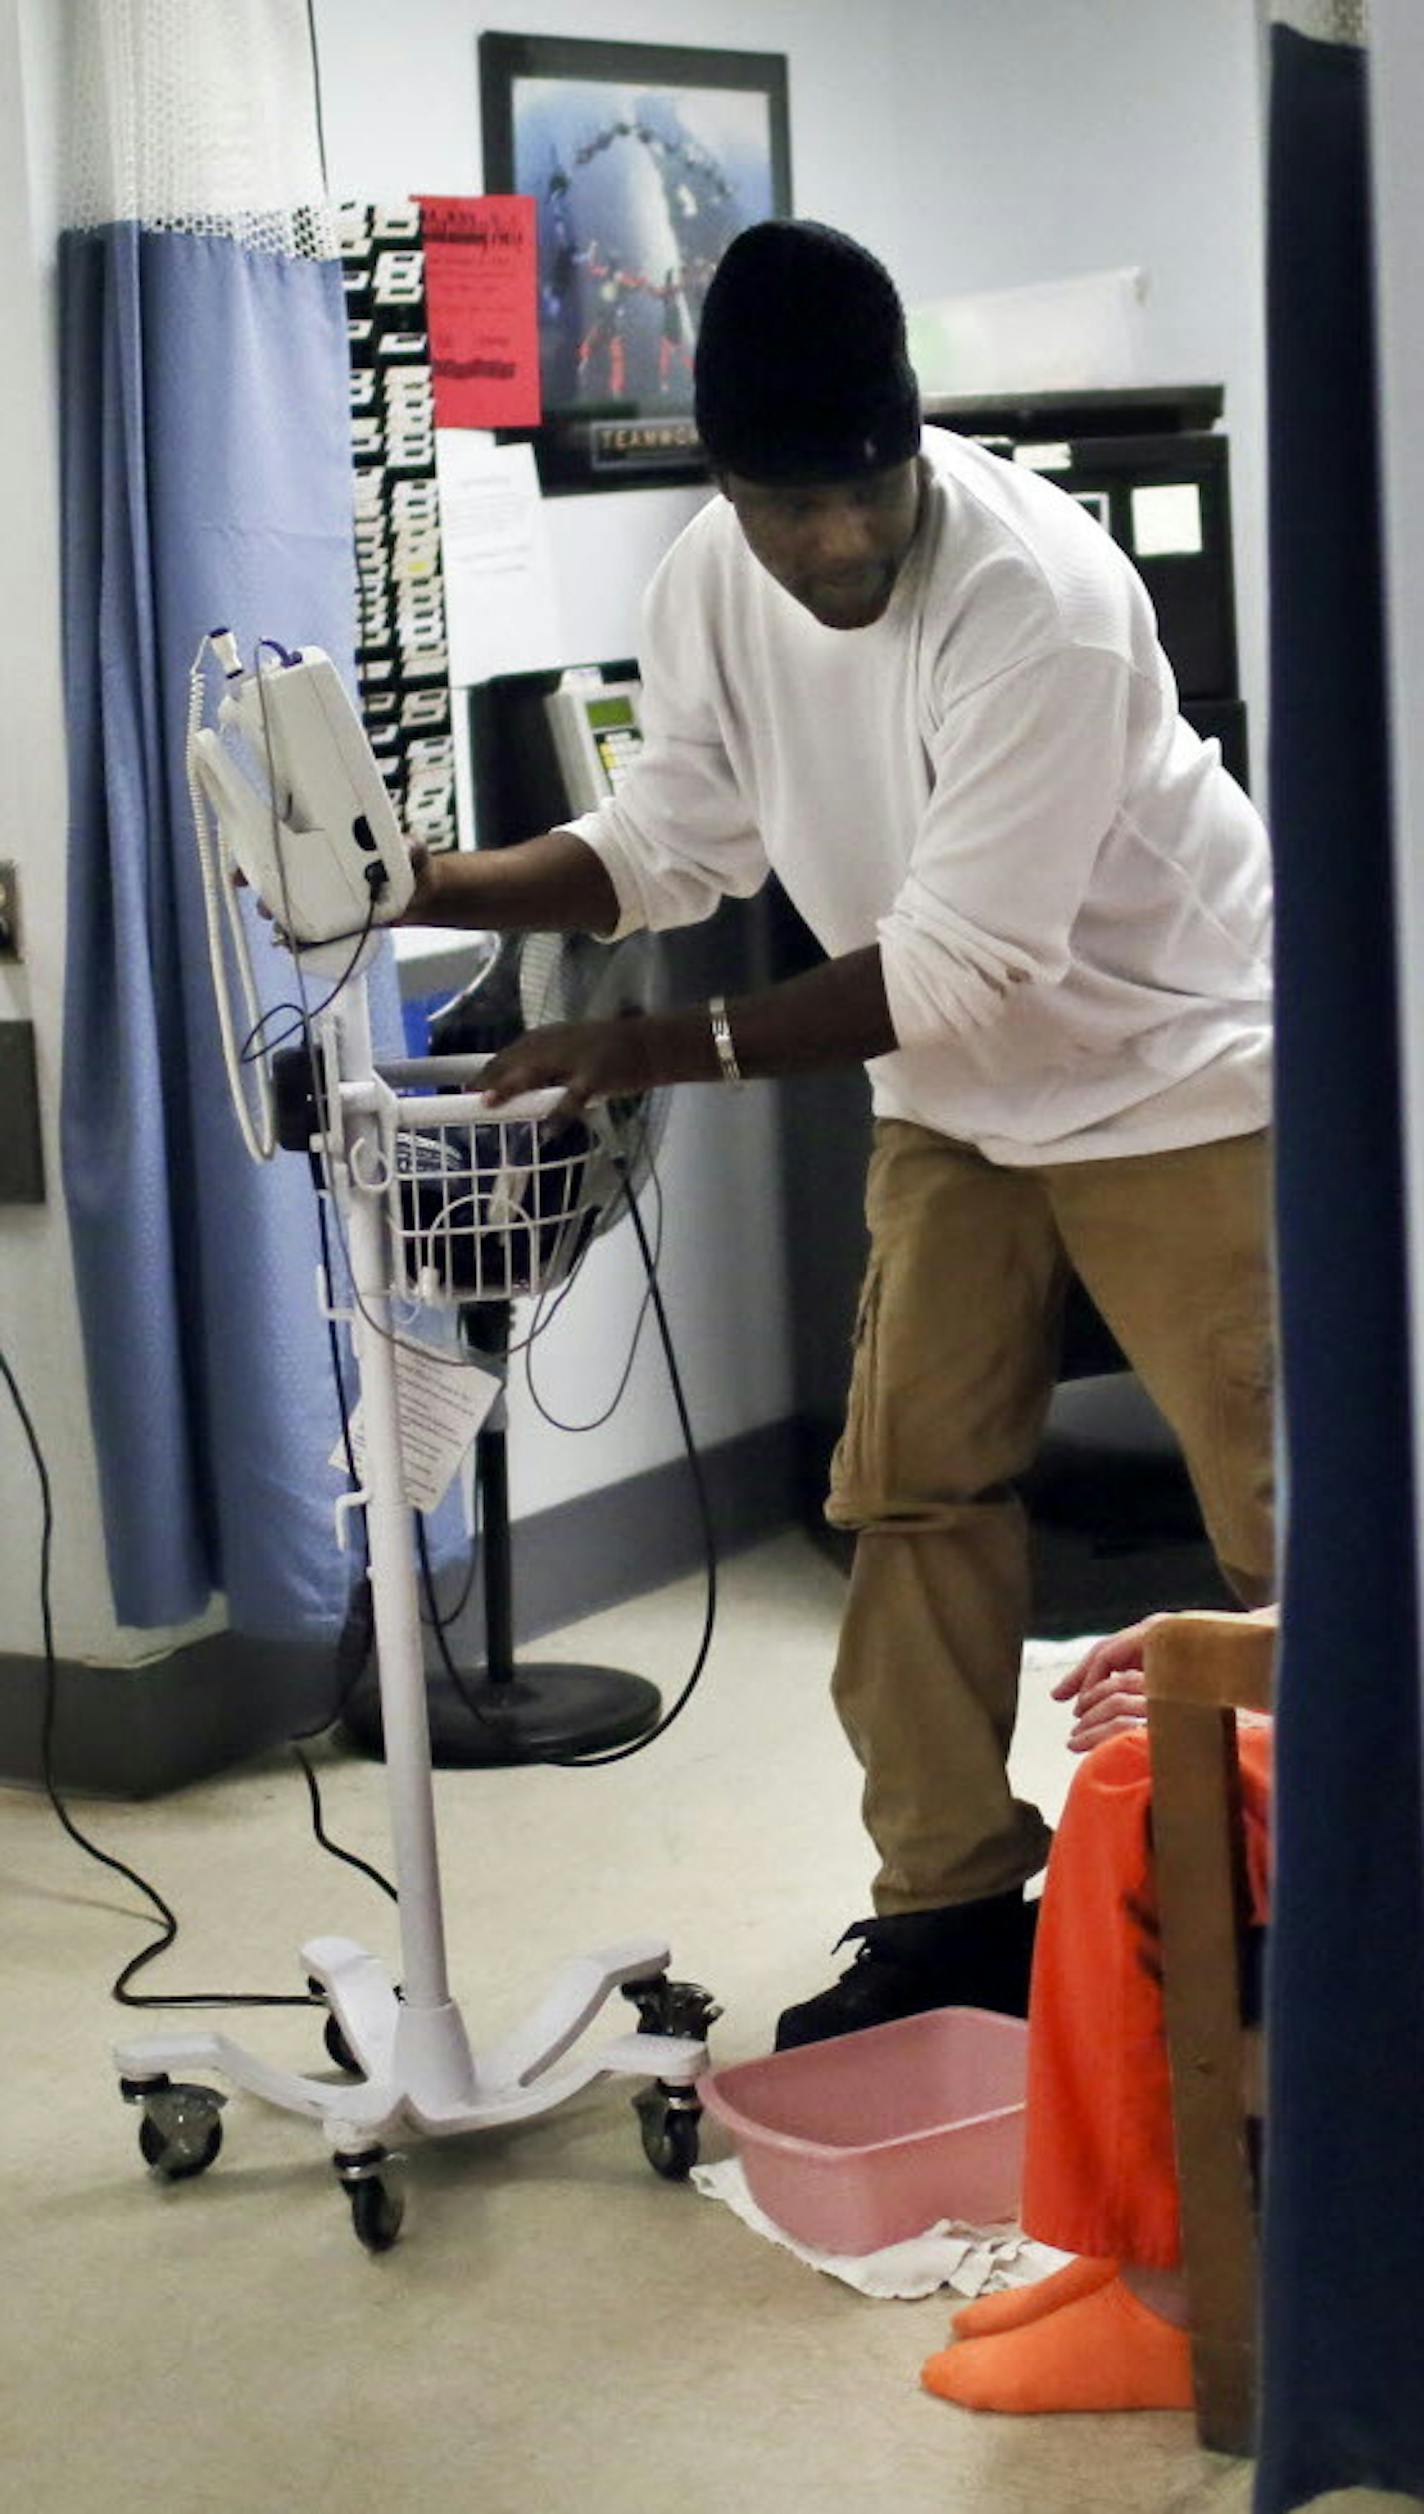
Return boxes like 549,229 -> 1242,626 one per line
0,1533 -> 1403,2514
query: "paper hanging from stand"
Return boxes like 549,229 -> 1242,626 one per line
331,1340 -> 501,1514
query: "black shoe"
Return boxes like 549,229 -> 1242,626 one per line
773,1890 -> 1038,2052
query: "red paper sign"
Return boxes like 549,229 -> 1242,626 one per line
417,195 -> 541,431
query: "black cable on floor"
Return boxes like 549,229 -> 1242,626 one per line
0,1345 -> 322,2010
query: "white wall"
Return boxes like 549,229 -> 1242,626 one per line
0,0 -> 1272,1644
309,0 -> 905,664
886,0 -> 1270,757
312,0 -> 1269,740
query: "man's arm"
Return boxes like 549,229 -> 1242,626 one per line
477,943 -> 896,1111
405,831 -> 622,936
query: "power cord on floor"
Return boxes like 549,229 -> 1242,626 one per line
293,1743 -> 398,1906
0,1339 -> 394,2005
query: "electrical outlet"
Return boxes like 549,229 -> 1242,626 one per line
0,863 -> 19,962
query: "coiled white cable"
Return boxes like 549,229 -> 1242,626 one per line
187,634 -> 276,1162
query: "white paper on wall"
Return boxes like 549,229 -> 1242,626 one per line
1130,481 -> 1205,557
436,433 -> 565,688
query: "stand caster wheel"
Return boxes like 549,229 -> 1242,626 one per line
335,2147 -> 405,2252
621,1974 -> 722,2042
323,2013 -> 361,2076
309,1976 -> 401,2076
349,2178 -> 405,2251
125,2079 -> 226,2181
633,2082 -> 702,2180
324,2015 -> 359,2075
307,1977 -> 361,2076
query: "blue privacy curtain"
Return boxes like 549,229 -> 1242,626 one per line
59,1 -> 364,1639
1259,7 -> 1424,2506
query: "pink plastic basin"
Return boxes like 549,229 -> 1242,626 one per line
699,2005 -> 1028,2255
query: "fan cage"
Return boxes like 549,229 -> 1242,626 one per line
327,1073 -> 643,1310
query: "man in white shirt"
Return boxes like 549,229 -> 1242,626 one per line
407,220 -> 1275,2048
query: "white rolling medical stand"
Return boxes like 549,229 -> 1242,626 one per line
112,638 -> 714,2249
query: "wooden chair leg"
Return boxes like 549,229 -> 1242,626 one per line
1148,1695 -> 1260,2456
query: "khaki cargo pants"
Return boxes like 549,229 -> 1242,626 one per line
826,1121 -> 1276,1916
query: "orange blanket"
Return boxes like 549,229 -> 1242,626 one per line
1021,1719 -> 1272,2268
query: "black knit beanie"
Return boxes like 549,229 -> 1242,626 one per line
694,219 -> 921,483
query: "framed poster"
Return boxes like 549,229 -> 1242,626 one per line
479,32 -> 791,490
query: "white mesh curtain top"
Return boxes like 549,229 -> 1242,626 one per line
62,0 -> 336,255
56,0 -> 386,1641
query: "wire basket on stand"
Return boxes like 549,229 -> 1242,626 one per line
373,1068 -> 618,1309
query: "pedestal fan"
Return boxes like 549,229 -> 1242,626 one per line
339,921 -> 675,1767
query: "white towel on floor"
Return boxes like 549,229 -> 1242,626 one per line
691,2155 -> 1071,2301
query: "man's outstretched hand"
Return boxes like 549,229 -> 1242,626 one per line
232,835 -> 434,935
477,1016 -> 657,1119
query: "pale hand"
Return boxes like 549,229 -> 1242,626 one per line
1051,1613 -> 1164,1754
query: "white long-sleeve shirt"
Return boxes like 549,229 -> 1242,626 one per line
566,426 -> 1272,1166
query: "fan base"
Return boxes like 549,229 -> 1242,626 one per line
340,1662 -> 663,1767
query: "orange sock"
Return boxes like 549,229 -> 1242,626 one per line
921,2275 -> 1193,2415
950,2253 -> 1118,2339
